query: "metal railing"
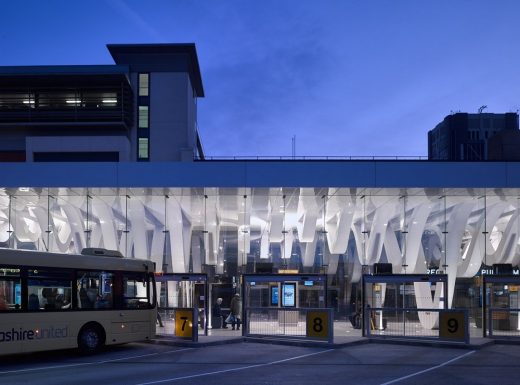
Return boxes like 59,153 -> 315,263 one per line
488,308 -> 520,338
366,307 -> 438,339
365,307 -> 469,343
245,307 -> 333,343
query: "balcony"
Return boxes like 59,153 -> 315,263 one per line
0,72 -> 133,129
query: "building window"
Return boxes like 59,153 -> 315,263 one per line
138,106 -> 149,128
138,137 -> 149,160
139,73 -> 149,96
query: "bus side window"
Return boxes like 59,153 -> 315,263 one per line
0,268 -> 22,311
27,269 -> 73,311
77,272 -> 114,309
0,294 -> 6,310
121,273 -> 150,309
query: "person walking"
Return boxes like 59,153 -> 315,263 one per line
229,293 -> 242,330
157,311 -> 164,327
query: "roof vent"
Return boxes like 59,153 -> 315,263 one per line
81,248 -> 124,258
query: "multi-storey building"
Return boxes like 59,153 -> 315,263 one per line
428,112 -> 520,160
0,44 -> 204,162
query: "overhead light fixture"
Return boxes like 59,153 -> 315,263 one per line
102,99 -> 117,104
66,99 -> 81,104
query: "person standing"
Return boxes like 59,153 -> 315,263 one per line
229,293 -> 242,330
212,297 -> 226,328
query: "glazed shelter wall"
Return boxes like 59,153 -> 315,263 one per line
0,160 -> 519,315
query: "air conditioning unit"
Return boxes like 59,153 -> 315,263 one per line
493,263 -> 513,275
255,262 -> 273,274
81,248 -> 123,258
373,263 -> 393,275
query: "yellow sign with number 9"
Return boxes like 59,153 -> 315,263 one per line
439,311 -> 465,340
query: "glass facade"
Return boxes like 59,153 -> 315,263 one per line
0,186 -> 518,325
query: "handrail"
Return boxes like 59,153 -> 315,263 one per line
195,155 -> 428,161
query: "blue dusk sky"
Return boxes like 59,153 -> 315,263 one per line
1,1 -> 519,157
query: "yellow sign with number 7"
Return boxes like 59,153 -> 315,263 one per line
175,309 -> 194,338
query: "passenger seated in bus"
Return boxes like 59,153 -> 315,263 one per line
28,293 -> 40,310
55,293 -> 71,309
79,287 -> 92,308
102,292 -> 112,308
94,293 -> 110,309
42,288 -> 58,310
61,293 -> 72,309
0,295 -> 7,310
54,293 -> 64,309
86,280 -> 98,304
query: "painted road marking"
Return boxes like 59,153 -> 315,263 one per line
135,349 -> 335,385
379,350 -> 476,385
0,348 -> 193,375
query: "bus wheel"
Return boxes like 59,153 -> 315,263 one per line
78,324 -> 104,354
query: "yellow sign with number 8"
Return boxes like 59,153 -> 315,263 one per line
307,311 -> 329,339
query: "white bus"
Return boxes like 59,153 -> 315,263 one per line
0,247 -> 157,355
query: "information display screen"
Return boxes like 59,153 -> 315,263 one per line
282,283 -> 296,307
271,286 -> 279,306
15,283 -> 21,305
